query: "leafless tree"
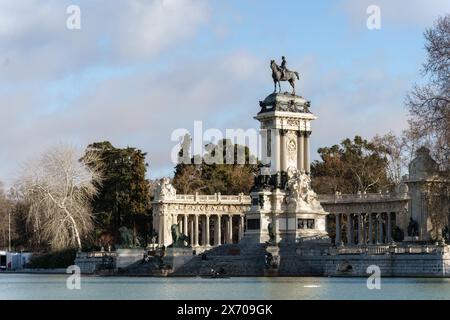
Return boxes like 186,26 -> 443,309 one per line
406,15 -> 450,238
16,144 -> 102,251
0,183 -> 14,250
372,131 -> 422,185
406,15 -> 450,170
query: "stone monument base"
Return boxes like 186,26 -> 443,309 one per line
163,247 -> 195,273
116,248 -> 146,270
264,245 -> 280,277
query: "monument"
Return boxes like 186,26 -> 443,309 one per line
245,57 -> 330,245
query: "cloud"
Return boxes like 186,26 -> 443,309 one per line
0,50 -> 264,186
339,0 -> 450,29
0,0 -> 427,188
0,0 -> 210,83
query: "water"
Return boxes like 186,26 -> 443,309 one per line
1,274 -> 450,300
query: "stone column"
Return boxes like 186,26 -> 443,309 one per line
358,214 -> 364,245
183,214 -> 188,236
280,130 -> 287,172
158,214 -> 164,246
239,215 -> 245,241
272,129 -> 281,173
190,218 -> 194,246
377,213 -> 384,244
238,216 -> 243,242
261,129 -> 269,166
368,213 -> 373,244
347,214 -> 353,245
228,215 -> 233,244
205,215 -> 210,247
297,131 -> 304,172
215,215 -> 222,246
194,215 -> 199,247
335,214 -> 341,245
201,216 -> 206,246
386,212 -> 392,243
303,131 -> 311,174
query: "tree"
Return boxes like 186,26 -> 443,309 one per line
311,136 -> 392,194
406,15 -> 450,239
83,141 -> 151,242
16,144 -> 102,251
0,183 -> 14,250
173,137 -> 258,195
406,15 -> 450,169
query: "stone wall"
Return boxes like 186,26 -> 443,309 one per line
75,252 -> 116,274
170,242 -> 450,277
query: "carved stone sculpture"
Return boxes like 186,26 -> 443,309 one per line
285,168 -> 323,212
154,177 -> 176,201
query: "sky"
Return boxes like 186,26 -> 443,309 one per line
1,0 -> 450,187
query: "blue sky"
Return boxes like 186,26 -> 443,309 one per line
1,0 -> 449,187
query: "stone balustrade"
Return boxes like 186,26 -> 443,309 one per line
318,191 -> 409,204
174,193 -> 250,204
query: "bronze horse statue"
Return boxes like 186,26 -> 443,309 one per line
270,60 -> 300,95
169,224 -> 189,248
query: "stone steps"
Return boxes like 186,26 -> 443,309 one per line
172,242 -> 267,276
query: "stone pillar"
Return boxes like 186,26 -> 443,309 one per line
261,129 -> 269,166
368,213 -> 373,244
303,131 -> 311,174
183,214 -> 188,236
158,214 -> 164,246
377,213 -> 384,244
239,215 -> 245,241
238,216 -> 242,242
201,216 -> 206,246
347,214 -> 353,245
228,215 -> 233,244
297,131 -> 304,172
280,130 -> 287,172
194,215 -> 199,247
215,215 -> 222,246
190,219 -> 194,246
272,129 -> 281,173
387,212 -> 392,243
335,214 -> 341,245
205,215 -> 210,247
358,214 -> 363,245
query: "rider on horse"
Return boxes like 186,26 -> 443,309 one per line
280,56 -> 287,79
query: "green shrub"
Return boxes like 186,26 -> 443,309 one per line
27,249 -> 77,269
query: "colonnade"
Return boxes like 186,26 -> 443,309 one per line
159,213 -> 245,248
333,212 -> 396,246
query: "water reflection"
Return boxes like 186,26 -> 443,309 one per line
1,275 -> 450,300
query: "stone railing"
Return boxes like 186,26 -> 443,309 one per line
318,191 -> 409,204
76,251 -> 117,259
326,244 -> 447,255
173,193 -> 251,204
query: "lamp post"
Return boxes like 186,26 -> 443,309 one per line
8,209 -> 11,252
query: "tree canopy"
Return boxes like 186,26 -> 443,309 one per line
83,141 -> 151,240
173,137 -> 258,195
311,136 -> 392,194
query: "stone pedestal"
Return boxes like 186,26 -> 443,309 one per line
116,249 -> 146,270
163,247 -> 195,273
264,245 -> 280,277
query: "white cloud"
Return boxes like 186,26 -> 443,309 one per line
339,0 -> 450,29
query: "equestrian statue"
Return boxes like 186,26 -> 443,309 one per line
270,56 -> 300,95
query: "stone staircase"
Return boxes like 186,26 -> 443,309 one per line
173,241 -> 267,276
